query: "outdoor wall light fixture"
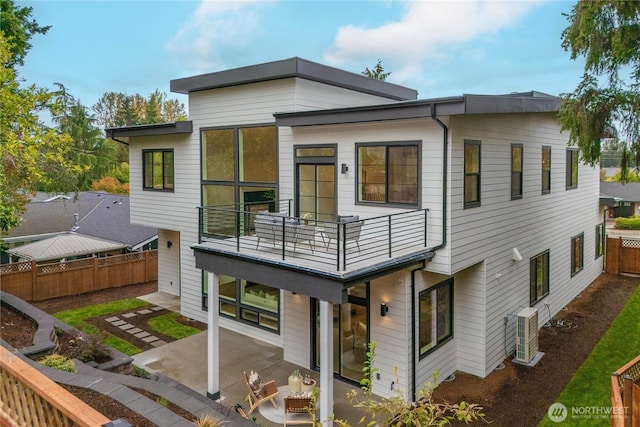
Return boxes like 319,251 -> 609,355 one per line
341,163 -> 349,174
380,302 -> 389,317
167,241 -> 173,248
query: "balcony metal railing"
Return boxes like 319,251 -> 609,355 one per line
197,200 -> 429,271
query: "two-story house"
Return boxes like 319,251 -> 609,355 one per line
106,58 -> 603,423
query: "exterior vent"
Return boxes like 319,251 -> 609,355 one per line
515,307 -> 538,363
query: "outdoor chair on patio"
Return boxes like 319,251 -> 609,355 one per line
284,393 -> 316,427
323,215 -> 362,252
243,370 -> 279,415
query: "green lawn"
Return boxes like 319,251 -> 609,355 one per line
54,298 -> 148,356
147,312 -> 201,340
54,298 -> 203,357
539,285 -> 640,426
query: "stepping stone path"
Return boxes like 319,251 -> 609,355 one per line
104,306 -> 169,348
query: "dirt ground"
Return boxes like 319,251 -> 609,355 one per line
2,274 -> 639,426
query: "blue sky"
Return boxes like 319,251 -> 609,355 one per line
18,0 -> 585,111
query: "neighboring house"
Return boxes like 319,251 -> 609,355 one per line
1,191 -> 157,263
600,181 -> 640,217
106,58 -> 604,421
4,233 -> 128,263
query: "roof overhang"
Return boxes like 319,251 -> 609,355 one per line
600,194 -> 623,207
170,57 -> 417,101
193,245 -> 433,304
105,121 -> 193,139
274,92 -> 561,128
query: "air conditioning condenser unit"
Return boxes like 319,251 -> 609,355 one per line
515,307 -> 539,363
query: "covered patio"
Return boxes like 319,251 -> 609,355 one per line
133,292 -> 364,426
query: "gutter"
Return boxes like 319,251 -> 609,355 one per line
409,104 -> 449,402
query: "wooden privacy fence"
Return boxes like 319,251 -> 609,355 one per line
606,237 -> 640,275
0,250 -> 157,301
611,354 -> 640,427
0,346 -> 113,427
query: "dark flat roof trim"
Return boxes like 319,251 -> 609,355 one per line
105,121 -> 193,138
192,245 -> 433,302
274,93 -> 561,127
170,57 -> 417,101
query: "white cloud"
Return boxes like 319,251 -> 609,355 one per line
167,0 -> 273,73
323,0 -> 542,85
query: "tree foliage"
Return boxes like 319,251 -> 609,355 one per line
93,89 -> 187,128
362,60 -> 391,81
0,0 -> 50,69
559,0 -> 640,181
0,29 -> 75,232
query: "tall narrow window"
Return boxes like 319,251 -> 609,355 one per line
595,223 -> 604,259
357,142 -> 419,206
464,140 -> 481,208
143,149 -> 174,191
571,233 -> 584,276
511,144 -> 523,199
566,148 -> 579,189
530,250 -> 550,305
419,279 -> 453,357
542,146 -> 551,194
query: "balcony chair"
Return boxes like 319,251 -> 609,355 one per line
323,215 -> 362,252
284,393 -> 316,427
243,370 -> 279,415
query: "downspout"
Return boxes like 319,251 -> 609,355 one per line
410,105 -> 449,402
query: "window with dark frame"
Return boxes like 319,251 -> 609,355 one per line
595,223 -> 604,259
464,140 -> 481,208
571,233 -> 584,276
511,144 -> 523,199
530,250 -> 550,305
202,272 -> 280,333
542,146 -> 551,194
566,148 -> 579,189
419,279 -> 453,358
143,149 -> 174,191
356,142 -> 419,206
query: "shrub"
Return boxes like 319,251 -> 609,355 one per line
39,353 -> 77,373
193,413 -> 224,427
67,333 -> 110,362
615,215 -> 640,230
90,176 -> 129,195
131,364 -> 152,379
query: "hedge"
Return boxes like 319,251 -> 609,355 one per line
615,215 -> 640,230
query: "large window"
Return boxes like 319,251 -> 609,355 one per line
143,149 -> 174,191
357,142 -> 419,206
542,146 -> 551,194
530,250 -> 550,305
566,148 -> 579,189
571,233 -> 584,276
511,144 -> 523,199
595,223 -> 604,259
464,140 -> 481,208
419,279 -> 453,358
202,273 -> 280,332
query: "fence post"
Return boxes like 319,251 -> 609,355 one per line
93,257 -> 99,292
31,260 -> 37,300
623,375 -> 633,427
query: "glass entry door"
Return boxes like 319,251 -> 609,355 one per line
313,284 -> 369,383
297,164 -> 335,221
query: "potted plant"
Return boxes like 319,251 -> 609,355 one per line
301,373 -> 316,393
288,369 -> 303,393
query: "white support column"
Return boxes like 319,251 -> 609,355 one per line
207,272 -> 220,399
319,300 -> 334,427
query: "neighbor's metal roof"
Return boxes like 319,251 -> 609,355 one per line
6,233 -> 127,262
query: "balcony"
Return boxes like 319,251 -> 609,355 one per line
194,201 -> 433,302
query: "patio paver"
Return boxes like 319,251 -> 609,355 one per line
122,312 -> 137,318
105,316 -> 119,323
135,331 -> 150,339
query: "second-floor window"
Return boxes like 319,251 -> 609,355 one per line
511,144 -> 523,199
356,141 -> 419,206
143,149 -> 174,191
464,140 -> 481,208
542,146 -> 551,194
566,148 -> 579,189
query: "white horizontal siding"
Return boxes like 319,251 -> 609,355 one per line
157,230 -> 180,296
283,292 -> 312,366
